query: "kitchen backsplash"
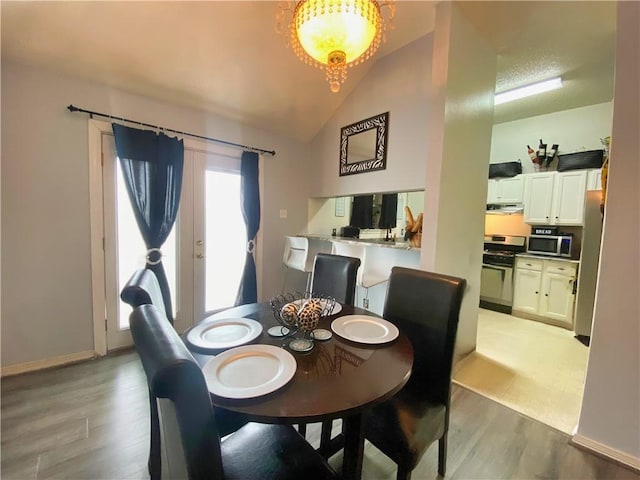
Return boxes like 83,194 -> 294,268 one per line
485,213 -> 530,236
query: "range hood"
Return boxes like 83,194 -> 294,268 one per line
486,204 -> 524,215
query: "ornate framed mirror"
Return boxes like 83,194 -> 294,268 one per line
339,112 -> 389,176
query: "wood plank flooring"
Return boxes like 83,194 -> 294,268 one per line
2,349 -> 638,480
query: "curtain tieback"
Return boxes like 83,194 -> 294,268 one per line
146,247 -> 163,265
246,239 -> 255,254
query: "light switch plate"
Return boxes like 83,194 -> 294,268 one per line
279,209 -> 287,218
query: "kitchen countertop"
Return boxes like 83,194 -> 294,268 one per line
303,234 -> 420,251
516,253 -> 580,264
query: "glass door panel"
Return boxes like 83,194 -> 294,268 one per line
204,170 -> 246,312
103,134 -> 176,350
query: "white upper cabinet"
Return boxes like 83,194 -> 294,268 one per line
552,170 -> 588,225
487,175 -> 525,204
523,173 -> 556,224
523,171 -> 587,225
587,168 -> 602,191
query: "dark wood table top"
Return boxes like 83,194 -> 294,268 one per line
186,302 -> 414,424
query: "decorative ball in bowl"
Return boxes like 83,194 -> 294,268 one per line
270,292 -> 337,336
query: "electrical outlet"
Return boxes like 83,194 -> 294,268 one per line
279,209 -> 287,218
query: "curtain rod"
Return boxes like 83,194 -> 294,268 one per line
66,104 -> 276,156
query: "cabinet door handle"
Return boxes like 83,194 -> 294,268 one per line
558,267 -> 565,270
545,293 -> 549,296
535,291 -> 539,294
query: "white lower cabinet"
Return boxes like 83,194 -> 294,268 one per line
513,257 -> 577,328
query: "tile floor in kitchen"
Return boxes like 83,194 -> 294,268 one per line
453,308 -> 589,434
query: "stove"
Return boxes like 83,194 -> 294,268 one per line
480,235 -> 526,313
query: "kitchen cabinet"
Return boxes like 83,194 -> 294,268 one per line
587,168 -> 602,191
513,257 -> 577,328
523,171 -> 587,225
523,173 -> 555,224
512,258 -> 543,314
487,175 -> 525,204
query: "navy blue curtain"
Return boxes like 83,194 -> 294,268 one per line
112,124 -> 184,323
236,151 -> 261,305
378,193 -> 398,229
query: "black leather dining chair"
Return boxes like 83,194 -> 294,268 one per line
310,253 -> 361,304
363,266 -> 466,480
121,269 -> 247,479
120,269 -> 166,480
300,253 -> 361,442
121,268 -> 167,318
130,303 -> 338,480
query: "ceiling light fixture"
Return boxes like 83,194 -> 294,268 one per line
494,77 -> 563,105
276,0 -> 395,93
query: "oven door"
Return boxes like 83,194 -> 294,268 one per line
480,263 -> 514,307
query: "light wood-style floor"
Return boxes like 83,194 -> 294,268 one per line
454,308 -> 589,434
2,349 -> 638,480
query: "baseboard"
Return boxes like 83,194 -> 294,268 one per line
571,433 -> 640,472
1,350 -> 97,377
511,308 -> 572,330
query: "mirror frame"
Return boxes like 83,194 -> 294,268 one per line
339,112 -> 389,176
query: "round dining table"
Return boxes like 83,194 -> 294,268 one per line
184,301 -> 413,480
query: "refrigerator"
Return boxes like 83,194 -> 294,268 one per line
574,190 -> 603,338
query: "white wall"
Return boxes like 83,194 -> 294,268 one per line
309,34 -> 434,197
491,102 -> 613,173
307,197 -> 353,236
422,2 -> 496,355
574,1 -> 640,467
1,61 -> 309,367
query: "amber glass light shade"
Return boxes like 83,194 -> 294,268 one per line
278,0 -> 394,93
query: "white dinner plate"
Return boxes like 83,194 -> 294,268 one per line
289,298 -> 342,315
203,345 -> 297,399
331,315 -> 399,344
187,317 -> 263,351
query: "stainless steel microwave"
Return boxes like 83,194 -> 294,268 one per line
527,235 -> 573,257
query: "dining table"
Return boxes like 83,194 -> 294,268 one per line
184,301 -> 414,480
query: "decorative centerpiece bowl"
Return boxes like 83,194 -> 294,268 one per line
270,292 -> 337,352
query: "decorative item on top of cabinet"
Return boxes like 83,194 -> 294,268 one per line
526,141 -> 559,172
512,257 -> 577,328
523,170 -> 587,225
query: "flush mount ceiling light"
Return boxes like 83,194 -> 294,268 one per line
276,0 -> 395,93
494,77 -> 563,105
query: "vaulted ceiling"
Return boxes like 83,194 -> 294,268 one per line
1,1 -> 616,142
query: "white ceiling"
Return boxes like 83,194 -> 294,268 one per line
1,1 -> 616,142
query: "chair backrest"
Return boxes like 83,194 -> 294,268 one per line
310,253 -> 362,305
120,269 -> 166,317
283,236 -> 311,272
130,304 -> 224,480
330,242 -> 366,286
383,267 -> 466,405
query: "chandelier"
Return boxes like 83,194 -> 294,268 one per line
277,0 -> 395,93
